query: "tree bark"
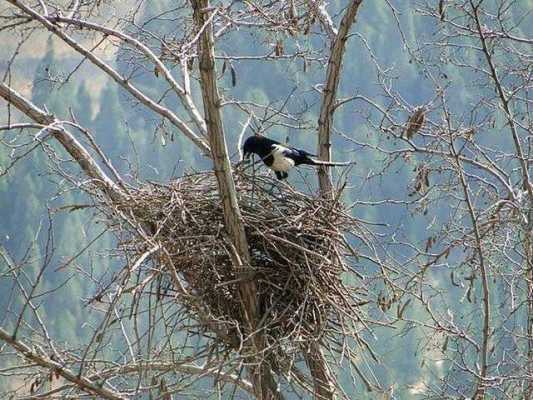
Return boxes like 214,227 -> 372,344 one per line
317,1 -> 363,198
313,2 -> 364,398
304,343 -> 336,400
526,226 -> 533,399
190,1 -> 279,398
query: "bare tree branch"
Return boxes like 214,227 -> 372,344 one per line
309,3 -> 365,398
0,82 -> 124,201
0,327 -> 127,400
317,0 -> 363,197
190,1 -> 280,398
43,14 -> 208,138
5,0 -> 211,155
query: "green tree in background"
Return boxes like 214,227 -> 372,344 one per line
74,81 -> 93,127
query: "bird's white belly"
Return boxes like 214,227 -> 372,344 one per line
270,147 -> 295,172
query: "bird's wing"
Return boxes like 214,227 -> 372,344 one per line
272,144 -> 291,155
275,145 -> 301,158
275,145 -> 318,166
297,148 -> 316,157
270,145 -> 296,171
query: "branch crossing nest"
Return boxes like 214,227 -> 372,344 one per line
113,171 -> 365,355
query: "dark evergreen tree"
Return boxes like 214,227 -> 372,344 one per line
74,82 -> 93,127
32,36 -> 57,109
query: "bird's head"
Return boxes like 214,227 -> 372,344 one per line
241,135 -> 258,161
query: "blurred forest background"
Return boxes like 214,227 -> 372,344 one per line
0,0 -> 531,398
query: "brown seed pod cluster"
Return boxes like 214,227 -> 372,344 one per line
404,106 -> 426,139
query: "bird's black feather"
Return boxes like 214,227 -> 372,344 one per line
242,135 -> 348,180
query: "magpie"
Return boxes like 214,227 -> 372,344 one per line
242,135 -> 349,180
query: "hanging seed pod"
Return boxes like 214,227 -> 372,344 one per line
439,0 -> 446,21
397,299 -> 411,319
221,59 -> 227,74
274,40 -> 284,56
288,0 -> 298,29
230,64 -> 237,87
405,106 -> 426,139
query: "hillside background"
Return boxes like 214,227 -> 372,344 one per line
1,0 -> 531,398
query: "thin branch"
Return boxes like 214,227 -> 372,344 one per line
5,0 -> 211,155
237,112 -> 254,161
0,82 -> 124,201
450,127 -> 491,400
48,14 -> 208,137
0,327 -> 127,400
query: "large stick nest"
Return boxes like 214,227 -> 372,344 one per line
110,171 -> 365,354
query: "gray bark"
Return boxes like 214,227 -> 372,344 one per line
317,1 -> 363,198
190,1 -> 280,398
313,2 -> 364,398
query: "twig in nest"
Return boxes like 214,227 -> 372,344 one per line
100,170 -> 371,393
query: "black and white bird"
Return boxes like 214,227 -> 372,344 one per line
242,135 -> 349,180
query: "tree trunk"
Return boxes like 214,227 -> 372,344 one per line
317,1 -> 363,198
190,1 -> 279,398
304,343 -> 336,400
313,2 -> 363,398
526,225 -> 533,399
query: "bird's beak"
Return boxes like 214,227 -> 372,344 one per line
235,150 -> 250,168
